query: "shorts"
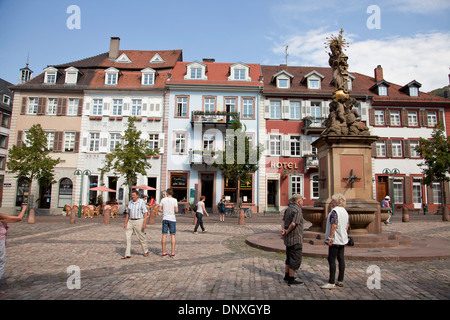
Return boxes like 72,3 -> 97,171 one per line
285,243 -> 302,271
162,220 -> 176,235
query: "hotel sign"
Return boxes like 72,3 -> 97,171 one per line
270,162 -> 299,169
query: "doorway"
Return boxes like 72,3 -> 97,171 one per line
377,176 -> 388,203
412,178 -> 423,209
267,179 -> 278,210
200,173 -> 214,212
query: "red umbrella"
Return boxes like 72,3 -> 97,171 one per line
132,185 -> 157,191
89,186 -> 117,192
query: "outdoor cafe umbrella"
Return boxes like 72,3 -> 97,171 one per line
131,185 -> 157,191
89,186 -> 117,192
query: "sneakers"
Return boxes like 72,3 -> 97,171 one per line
321,283 -> 336,289
288,278 -> 304,285
335,281 -> 344,287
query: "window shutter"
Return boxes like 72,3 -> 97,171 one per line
37,97 -> 46,115
123,103 -> 130,116
371,141 -> 377,157
282,100 -> 290,120
21,97 -> 27,114
81,132 -> 88,152
158,134 -> 164,154
99,133 -> 108,153
401,110 -> 408,126
403,139 -> 411,158
321,101 -> 330,118
84,102 -> 90,116
404,177 -> 412,204
17,130 -> 23,147
77,99 -> 83,116
53,131 -> 64,152
439,111 -> 444,124
368,109 -> 375,126
57,98 -> 63,116
445,182 -> 450,205
427,185 -> 434,205
74,132 -> 80,152
103,102 -> 110,116
281,135 -> 289,156
264,100 -> 270,119
301,136 -> 312,156
384,109 -> 391,126
385,139 -> 392,158
304,100 -> 311,117
418,110 -> 425,127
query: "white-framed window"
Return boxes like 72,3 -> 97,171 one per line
392,140 -> 403,157
92,99 -> 103,116
310,174 -> 320,199
131,99 -> 142,116
110,133 -> 121,152
225,98 -> 236,113
28,97 -> 38,114
141,67 -> 155,86
378,85 -> 388,96
46,132 -> 55,151
203,134 -> 215,151
290,101 -> 301,120
228,63 -> 251,81
290,135 -> 301,156
432,182 -> 442,204
376,140 -> 386,157
374,110 -> 385,125
427,111 -> 437,127
278,78 -> 289,88
64,132 -> 76,152
408,111 -> 418,126
270,101 -> 281,119
410,140 -> 420,158
234,69 -> 246,80
308,78 -> 320,89
67,98 -> 79,116
44,67 -> 57,84
47,98 -> 58,115
269,135 -> 281,156
64,67 -> 79,85
191,68 -> 202,79
148,134 -> 159,151
310,101 -> 322,126
176,97 -> 188,117
2,94 -> 10,105
409,86 -> 419,97
89,133 -> 100,152
204,97 -> 215,113
291,175 -> 303,196
242,98 -> 253,119
112,99 -> 123,116
105,67 -> 119,85
393,178 -> 404,203
174,132 -> 186,154
390,110 -> 401,126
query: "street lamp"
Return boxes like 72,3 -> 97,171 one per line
382,168 -> 400,215
74,169 -> 92,217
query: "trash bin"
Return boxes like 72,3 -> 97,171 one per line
423,204 -> 428,215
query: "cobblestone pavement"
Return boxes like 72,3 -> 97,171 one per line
1,214 -> 449,301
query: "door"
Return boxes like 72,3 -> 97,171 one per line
200,173 -> 214,212
267,179 -> 278,210
412,178 -> 423,209
377,176 -> 388,203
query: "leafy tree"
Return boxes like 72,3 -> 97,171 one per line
212,117 -> 263,207
7,123 -> 61,206
416,121 -> 450,213
99,116 -> 158,200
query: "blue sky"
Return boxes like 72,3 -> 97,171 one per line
1,0 -> 449,91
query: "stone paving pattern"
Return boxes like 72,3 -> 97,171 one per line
0,213 -> 449,300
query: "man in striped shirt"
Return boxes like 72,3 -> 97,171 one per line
122,190 -> 149,259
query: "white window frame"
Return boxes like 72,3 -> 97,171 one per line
376,140 -> 386,157
432,182 -> 442,204
67,98 -> 79,116
290,135 -> 301,156
131,99 -> 142,116
64,67 -> 79,85
112,99 -> 123,116
290,175 -> 304,198
410,140 -> 420,158
427,111 -> 437,127
409,86 -> 419,97
185,62 -> 207,80
92,99 -> 103,116
391,140 -> 403,157
47,98 -> 58,115
174,132 -> 187,154
270,100 -> 281,119
109,133 -> 121,152
105,67 -> 119,85
393,178 -> 404,204
390,110 -> 401,126
64,132 -> 76,152
269,135 -> 281,156
28,97 -> 38,114
141,67 -> 155,86
148,133 -> 159,151
310,174 -> 320,199
374,110 -> 385,125
290,101 -> 301,120
242,98 -> 254,119
228,63 -> 251,81
89,133 -> 100,152
44,67 -> 57,84
408,111 -> 418,126
378,85 -> 388,96
176,97 -> 188,117
46,132 -> 55,151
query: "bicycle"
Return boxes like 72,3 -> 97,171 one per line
244,205 -> 253,218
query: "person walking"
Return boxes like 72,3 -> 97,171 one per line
321,193 -> 349,289
159,188 -> 178,257
0,203 -> 28,297
381,195 -> 392,225
122,190 -> 149,259
194,195 -> 209,234
218,195 -> 226,222
281,194 -> 305,286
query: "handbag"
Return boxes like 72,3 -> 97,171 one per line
347,224 -> 354,246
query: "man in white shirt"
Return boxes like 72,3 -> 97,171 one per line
122,190 -> 149,259
159,188 -> 178,257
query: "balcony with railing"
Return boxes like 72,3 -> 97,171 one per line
304,154 -> 319,171
189,149 -> 218,166
303,117 -> 326,134
191,111 -> 240,128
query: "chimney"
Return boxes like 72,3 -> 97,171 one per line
374,65 -> 383,82
109,37 -> 120,60
202,58 -> 215,63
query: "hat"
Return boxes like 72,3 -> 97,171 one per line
291,194 -> 305,203
385,196 -> 390,200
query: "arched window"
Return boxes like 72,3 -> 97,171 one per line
58,178 -> 73,207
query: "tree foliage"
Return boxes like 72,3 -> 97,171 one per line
99,117 -> 158,191
7,123 -> 61,202
416,121 -> 450,204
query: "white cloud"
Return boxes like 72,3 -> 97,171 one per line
271,30 -> 450,91
387,0 -> 450,14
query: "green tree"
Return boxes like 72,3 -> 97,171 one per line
212,117 -> 263,208
99,117 -> 158,200
7,123 -> 61,206
416,121 -> 450,216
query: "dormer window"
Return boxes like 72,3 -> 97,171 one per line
150,53 -> 165,63
185,61 -> 207,80
105,67 -> 119,85
228,63 -> 251,81
44,67 -> 58,84
115,53 -> 131,63
303,70 -> 325,89
141,67 -> 156,86
347,74 -> 355,91
64,67 -> 79,85
272,70 -> 294,89
378,85 -> 388,96
409,87 -> 418,97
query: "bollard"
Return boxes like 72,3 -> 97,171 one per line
70,208 -> 76,224
103,208 -> 111,225
402,206 -> 409,222
443,206 -> 449,222
148,211 -> 155,225
238,208 -> 245,225
28,208 -> 35,224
